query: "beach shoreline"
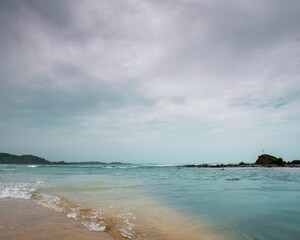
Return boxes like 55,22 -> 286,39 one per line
2,164 -> 299,240
0,198 -> 115,240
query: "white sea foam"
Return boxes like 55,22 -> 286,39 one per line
68,206 -> 106,231
33,193 -> 107,232
28,165 -> 39,168
67,208 -> 79,220
82,222 -> 106,232
0,185 -> 32,199
118,207 -> 136,239
141,164 -> 176,167
33,193 -> 63,212
0,181 -> 43,199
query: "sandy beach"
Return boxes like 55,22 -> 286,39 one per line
0,198 -> 115,240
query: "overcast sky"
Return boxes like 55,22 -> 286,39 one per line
0,0 -> 299,163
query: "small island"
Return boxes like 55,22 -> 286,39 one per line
182,154 -> 300,168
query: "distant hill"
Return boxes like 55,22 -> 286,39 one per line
0,153 -> 51,164
0,152 -> 129,165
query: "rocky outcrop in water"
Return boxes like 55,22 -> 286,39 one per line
255,154 -> 284,165
182,154 -> 300,168
290,160 -> 300,164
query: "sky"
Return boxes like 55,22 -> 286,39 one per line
0,0 -> 300,164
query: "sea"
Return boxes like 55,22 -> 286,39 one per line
0,163 -> 299,240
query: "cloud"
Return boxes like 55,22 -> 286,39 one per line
0,0 -> 300,162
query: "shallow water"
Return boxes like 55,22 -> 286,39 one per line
1,164 -> 300,240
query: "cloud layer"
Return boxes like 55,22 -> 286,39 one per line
1,0 -> 300,163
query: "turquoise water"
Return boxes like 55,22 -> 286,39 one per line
1,164 -> 300,240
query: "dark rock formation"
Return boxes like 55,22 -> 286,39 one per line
181,153 -> 300,168
238,161 -> 250,166
290,160 -> 300,164
255,154 -> 284,165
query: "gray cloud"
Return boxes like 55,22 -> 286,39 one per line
232,90 -> 300,109
0,0 -> 300,162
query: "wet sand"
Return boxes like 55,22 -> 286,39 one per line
0,198 -> 115,240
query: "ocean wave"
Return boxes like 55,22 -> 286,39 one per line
28,165 -> 39,168
30,192 -> 148,239
0,181 -> 43,199
0,185 -> 32,199
82,222 -> 106,232
140,164 -> 176,168
32,193 -> 107,232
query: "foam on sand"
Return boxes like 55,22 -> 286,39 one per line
0,198 -> 114,240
